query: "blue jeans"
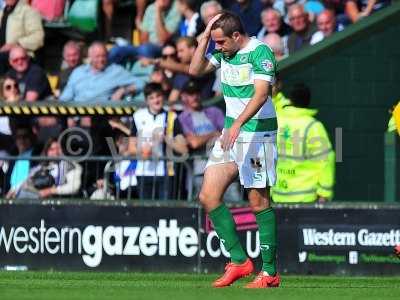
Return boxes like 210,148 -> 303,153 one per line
108,43 -> 162,65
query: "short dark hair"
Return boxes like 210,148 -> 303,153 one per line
144,82 -> 164,98
182,79 -> 201,95
211,11 -> 245,37
290,83 -> 311,108
42,137 -> 58,156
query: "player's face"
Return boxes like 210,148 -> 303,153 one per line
211,28 -> 240,57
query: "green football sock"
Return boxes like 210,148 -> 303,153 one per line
255,208 -> 277,275
208,204 -> 247,264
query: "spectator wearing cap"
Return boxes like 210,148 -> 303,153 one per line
178,80 -> 241,201
310,9 -> 343,45
0,0 -> 44,75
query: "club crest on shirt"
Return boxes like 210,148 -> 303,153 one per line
239,54 -> 248,63
261,59 -> 273,72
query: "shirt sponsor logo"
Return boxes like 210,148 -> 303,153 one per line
221,63 -> 251,85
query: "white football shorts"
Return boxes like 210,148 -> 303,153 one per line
205,135 -> 277,188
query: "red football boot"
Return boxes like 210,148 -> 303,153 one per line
212,258 -> 254,288
245,272 -> 280,288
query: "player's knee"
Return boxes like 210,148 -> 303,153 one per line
198,190 -> 209,206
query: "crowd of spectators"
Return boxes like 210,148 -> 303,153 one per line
0,0 -> 391,201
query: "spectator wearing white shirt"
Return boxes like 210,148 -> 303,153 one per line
310,9 -> 344,45
128,83 -> 188,200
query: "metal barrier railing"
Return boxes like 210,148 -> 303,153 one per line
0,155 -> 244,202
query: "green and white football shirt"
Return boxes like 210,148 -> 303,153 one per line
207,38 -> 277,142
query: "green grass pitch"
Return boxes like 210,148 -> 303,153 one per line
0,271 -> 399,300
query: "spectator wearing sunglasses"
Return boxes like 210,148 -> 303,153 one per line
161,43 -> 177,60
159,43 -> 177,75
0,76 -> 19,141
0,77 -> 20,173
0,75 -> 19,103
141,37 -> 215,104
0,0 -> 44,75
6,45 -> 52,101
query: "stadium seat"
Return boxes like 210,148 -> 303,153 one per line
42,0 -> 72,29
67,0 -> 99,33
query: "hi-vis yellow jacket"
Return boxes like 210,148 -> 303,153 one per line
387,101 -> 399,134
271,106 -> 335,203
272,92 -> 291,121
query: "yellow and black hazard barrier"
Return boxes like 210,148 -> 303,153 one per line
0,102 -> 136,116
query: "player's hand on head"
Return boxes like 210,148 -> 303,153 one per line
205,14 -> 222,35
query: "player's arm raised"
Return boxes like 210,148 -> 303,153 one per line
189,14 -> 221,76
221,80 -> 271,150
